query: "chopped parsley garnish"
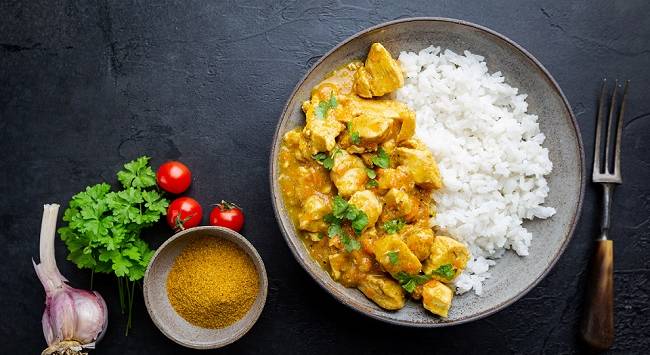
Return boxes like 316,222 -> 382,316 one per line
315,93 -> 338,120
383,218 -> 406,234
322,195 -> 369,252
371,147 -> 390,168
366,179 -> 379,188
395,272 -> 432,293
347,122 -> 361,145
365,168 -> 376,179
387,251 -> 399,265
432,264 -> 456,280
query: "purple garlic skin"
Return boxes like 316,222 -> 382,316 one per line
34,204 -> 108,354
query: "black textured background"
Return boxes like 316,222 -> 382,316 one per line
1,1 -> 649,354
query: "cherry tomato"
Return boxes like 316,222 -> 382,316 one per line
156,161 -> 192,194
167,197 -> 202,231
209,201 -> 244,232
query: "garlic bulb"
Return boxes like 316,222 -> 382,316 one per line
34,204 -> 108,355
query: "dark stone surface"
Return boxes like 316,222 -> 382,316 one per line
1,1 -> 648,354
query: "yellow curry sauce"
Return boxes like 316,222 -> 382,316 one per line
278,43 -> 470,317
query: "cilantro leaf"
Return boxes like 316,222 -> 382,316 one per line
366,179 -> 379,188
347,122 -> 361,145
327,222 -> 343,238
395,272 -> 432,293
351,132 -> 361,145
340,233 -> 361,252
371,147 -> 390,169
312,153 -> 328,163
332,196 -> 349,218
387,251 -> 399,265
432,264 -> 456,280
313,149 -> 338,170
351,210 -> 368,236
383,218 -> 406,234
315,93 -> 338,120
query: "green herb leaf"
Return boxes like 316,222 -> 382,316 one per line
366,179 -> 379,188
383,218 -> 406,234
387,251 -> 399,265
314,149 -> 339,170
117,156 -> 156,189
371,147 -> 390,169
351,210 -> 368,236
59,156 -> 168,282
350,132 -> 361,145
315,93 -> 337,120
312,152 -> 328,162
395,272 -> 432,293
365,168 -> 376,179
432,264 -> 456,280
340,233 -> 361,252
332,196 -> 349,219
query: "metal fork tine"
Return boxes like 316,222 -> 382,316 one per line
604,80 -> 618,174
614,81 -> 629,177
593,79 -> 607,176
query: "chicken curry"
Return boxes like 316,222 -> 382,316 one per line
278,43 -> 470,317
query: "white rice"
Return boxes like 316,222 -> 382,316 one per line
396,46 -> 555,295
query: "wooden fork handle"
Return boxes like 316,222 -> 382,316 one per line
580,239 -> 614,350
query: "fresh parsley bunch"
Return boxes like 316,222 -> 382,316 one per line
58,156 -> 169,281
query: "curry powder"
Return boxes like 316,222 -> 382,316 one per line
166,236 -> 259,328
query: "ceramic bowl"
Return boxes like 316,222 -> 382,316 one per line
269,18 -> 585,326
143,226 -> 268,348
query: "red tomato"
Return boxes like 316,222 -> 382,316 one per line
156,161 -> 192,194
209,201 -> 244,232
167,197 -> 202,231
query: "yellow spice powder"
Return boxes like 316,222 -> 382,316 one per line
166,236 -> 259,328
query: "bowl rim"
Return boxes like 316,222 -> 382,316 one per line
143,225 -> 268,348
269,17 -> 585,327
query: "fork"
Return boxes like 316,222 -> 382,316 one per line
580,79 -> 629,350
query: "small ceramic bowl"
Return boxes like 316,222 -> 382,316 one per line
143,226 -> 268,349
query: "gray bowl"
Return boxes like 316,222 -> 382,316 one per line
143,226 -> 268,348
269,18 -> 584,326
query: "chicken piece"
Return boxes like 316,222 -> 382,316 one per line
298,193 -> 332,233
312,61 -> 363,97
395,110 -> 416,142
421,280 -> 453,317
350,113 -> 393,144
394,146 -> 443,189
373,234 -> 422,276
376,167 -> 415,192
353,43 -> 404,98
358,275 -> 406,310
330,150 -> 367,197
402,226 -> 435,261
384,188 -> 419,222
348,190 -> 382,228
303,114 -> 345,154
423,235 -> 470,282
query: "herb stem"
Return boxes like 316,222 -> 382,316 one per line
125,280 -> 136,336
117,276 -> 125,314
90,268 -> 94,290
